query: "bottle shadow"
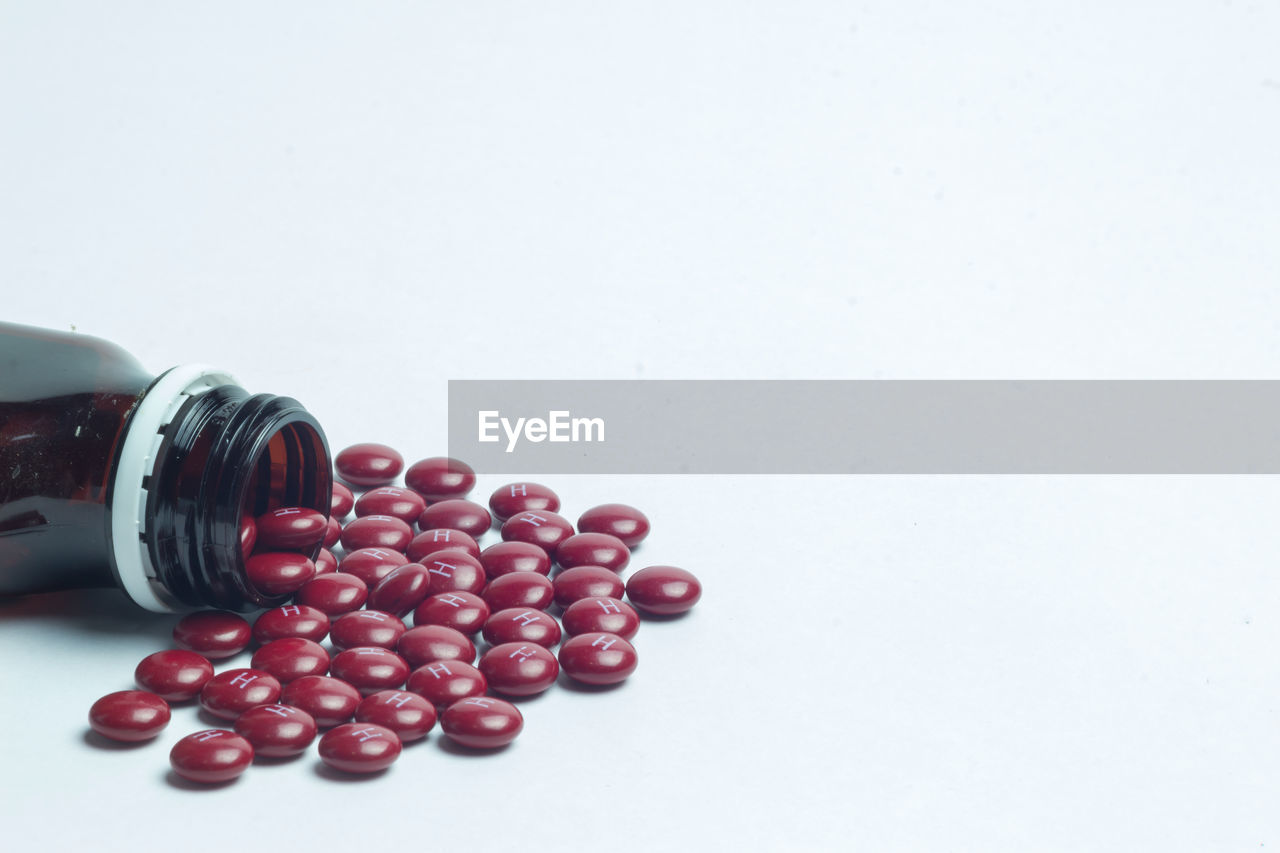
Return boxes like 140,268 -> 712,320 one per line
0,587 -> 175,642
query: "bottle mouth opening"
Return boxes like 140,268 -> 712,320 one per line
115,370 -> 330,612
211,408 -> 331,609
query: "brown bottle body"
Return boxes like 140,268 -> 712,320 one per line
0,322 -> 331,610
0,323 -> 153,594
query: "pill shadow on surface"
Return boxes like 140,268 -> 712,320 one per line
555,672 -> 627,695
435,737 -> 511,757
636,610 -> 695,624
163,769 -> 240,791
252,753 -> 307,767
312,761 -> 390,782
197,708 -> 234,728
82,729 -> 156,751
498,689 -> 553,706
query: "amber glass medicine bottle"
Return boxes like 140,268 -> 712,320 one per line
0,322 -> 331,612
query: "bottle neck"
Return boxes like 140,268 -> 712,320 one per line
110,366 -> 330,612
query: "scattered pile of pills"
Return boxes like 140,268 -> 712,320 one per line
87,448 -> 701,783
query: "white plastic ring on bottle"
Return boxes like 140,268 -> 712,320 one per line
110,364 -> 237,612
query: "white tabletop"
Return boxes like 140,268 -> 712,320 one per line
2,2 -> 1279,850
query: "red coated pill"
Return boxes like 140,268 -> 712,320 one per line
245,551 -> 316,596
577,503 -> 651,548
88,691 -> 170,742
355,690 -> 437,741
482,571 -> 554,612
625,565 -> 702,615
489,482 -> 560,522
441,696 -> 523,749
369,563 -> 432,616
555,532 -> 630,572
250,638 -> 330,683
330,647 -> 411,695
253,604 -> 330,644
355,486 -> 427,524
331,482 -> 355,520
134,650 -> 214,702
323,515 -> 342,548
295,573 -> 369,615
314,547 -> 338,575
330,610 -> 407,651
338,547 -> 408,587
281,676 -> 363,728
500,511 -> 575,554
552,565 -> 625,608
407,528 -> 481,563
173,611 -> 251,660
404,456 -> 476,501
479,642 -> 559,696
340,514 -> 414,552
558,632 -> 638,685
406,661 -> 487,708
199,668 -> 283,720
417,499 -> 491,538
335,443 -> 404,488
234,704 -> 318,757
239,516 -> 257,558
170,730 -> 254,783
479,541 -> 551,578
413,591 -> 489,635
419,552 -> 486,596
398,625 -> 476,668
255,506 -> 327,551
562,596 -> 640,640
319,722 -> 402,774
482,608 -> 562,648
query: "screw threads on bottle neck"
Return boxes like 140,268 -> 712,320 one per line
144,386 -> 330,611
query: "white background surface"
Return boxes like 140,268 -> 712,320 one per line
2,2 -> 1279,850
